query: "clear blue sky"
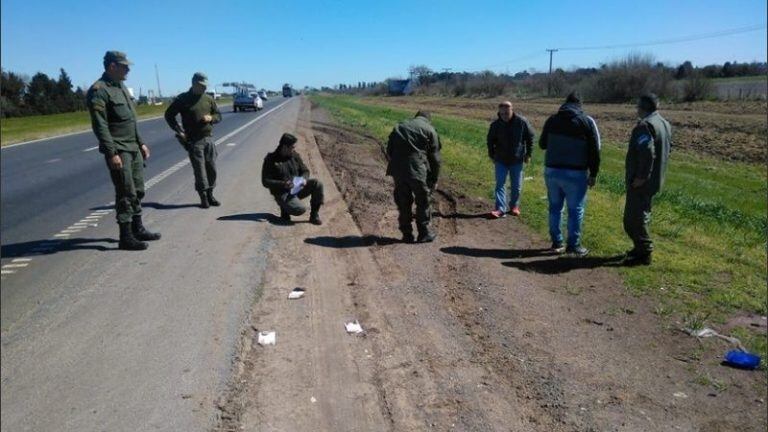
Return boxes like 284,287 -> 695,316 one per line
2,0 -> 766,96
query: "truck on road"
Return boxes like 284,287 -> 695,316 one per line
282,83 -> 293,97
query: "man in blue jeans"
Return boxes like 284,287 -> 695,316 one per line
539,92 -> 601,256
486,101 -> 535,218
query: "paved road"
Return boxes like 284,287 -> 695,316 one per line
1,96 -> 301,431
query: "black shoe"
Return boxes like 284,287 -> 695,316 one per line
565,245 -> 589,257
198,191 -> 210,209
119,222 -> 148,251
550,242 -> 566,254
623,253 -> 652,266
416,231 -> 436,243
278,210 -> 294,225
131,215 -> 161,241
206,190 -> 220,206
309,213 -> 322,226
402,233 -> 415,243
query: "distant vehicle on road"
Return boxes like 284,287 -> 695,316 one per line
282,83 -> 294,97
258,90 -> 268,101
233,91 -> 263,112
206,88 -> 221,100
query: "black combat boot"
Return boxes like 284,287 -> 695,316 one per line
119,222 -> 148,251
401,232 -> 415,244
132,215 -> 161,241
416,229 -> 436,243
309,204 -> 322,226
278,209 -> 293,225
206,190 -> 221,206
198,191 -> 210,209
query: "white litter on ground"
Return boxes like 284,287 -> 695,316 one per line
684,327 -> 746,351
345,320 -> 364,334
257,331 -> 276,346
288,287 -> 306,299
673,392 -> 688,399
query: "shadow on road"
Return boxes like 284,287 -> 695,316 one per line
1,237 -> 119,258
304,235 -> 401,248
441,246 -> 558,259
90,202 -> 200,211
218,212 -> 281,223
434,211 -> 492,220
502,255 -> 626,274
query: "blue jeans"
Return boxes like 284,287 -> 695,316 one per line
494,161 -> 524,212
544,168 -> 589,247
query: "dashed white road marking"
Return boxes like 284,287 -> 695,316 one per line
1,270 -> 16,275
3,263 -> 29,269
53,233 -> 71,238
45,158 -> 62,164
11,258 -> 32,263
226,142 -> 237,147
83,146 -> 99,152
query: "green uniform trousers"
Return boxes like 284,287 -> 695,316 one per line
276,178 -> 324,216
189,138 -> 218,192
393,177 -> 431,235
107,150 -> 145,224
623,187 -> 654,255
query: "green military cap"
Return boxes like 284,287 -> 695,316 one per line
104,50 -> 133,66
280,133 -> 298,147
192,72 -> 208,86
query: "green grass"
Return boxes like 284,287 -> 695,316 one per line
711,75 -> 768,84
1,97 -> 233,146
310,94 -> 768,359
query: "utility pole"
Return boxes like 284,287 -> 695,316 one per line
546,49 -> 558,96
154,63 -> 162,99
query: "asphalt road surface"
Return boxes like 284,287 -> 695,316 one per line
1,96 -> 299,431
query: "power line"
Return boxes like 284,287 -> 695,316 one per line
556,23 -> 766,51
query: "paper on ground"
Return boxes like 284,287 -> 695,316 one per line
257,331 -> 276,346
345,320 -> 364,334
290,176 -> 307,195
288,287 -> 306,299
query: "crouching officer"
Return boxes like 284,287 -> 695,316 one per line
386,110 -> 441,243
623,93 -> 672,266
87,51 -> 161,250
165,72 -> 222,208
261,133 -> 324,225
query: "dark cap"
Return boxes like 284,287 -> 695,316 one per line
192,72 -> 208,86
415,110 -> 431,120
279,133 -> 298,147
104,51 -> 133,66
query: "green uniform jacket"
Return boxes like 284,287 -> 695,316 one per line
86,73 -> 144,157
625,111 -> 672,194
261,151 -> 310,196
386,116 -> 442,187
164,90 -> 222,142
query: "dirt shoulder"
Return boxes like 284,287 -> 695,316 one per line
361,96 -> 767,164
214,99 -> 766,432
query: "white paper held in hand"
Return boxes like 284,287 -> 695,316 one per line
290,176 -> 307,195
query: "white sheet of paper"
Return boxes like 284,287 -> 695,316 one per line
290,176 -> 306,195
345,320 -> 364,334
257,331 -> 276,346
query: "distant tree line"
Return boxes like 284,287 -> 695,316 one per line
1,68 -> 87,118
331,58 -> 767,102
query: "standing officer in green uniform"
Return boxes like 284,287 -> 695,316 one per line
87,51 -> 161,251
386,111 -> 442,243
623,93 -> 672,266
164,72 -> 222,208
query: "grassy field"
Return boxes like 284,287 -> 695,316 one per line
310,94 -> 767,357
1,97 -> 233,146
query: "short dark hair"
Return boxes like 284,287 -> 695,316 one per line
565,91 -> 581,105
638,93 -> 659,113
415,110 -> 431,120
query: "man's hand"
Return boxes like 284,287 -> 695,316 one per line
284,179 -> 293,189
140,144 -> 150,160
108,154 -> 123,170
631,177 -> 647,188
588,177 -> 596,188
202,114 -> 213,123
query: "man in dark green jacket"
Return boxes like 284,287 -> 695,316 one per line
623,93 -> 672,265
87,51 -> 161,251
386,111 -> 442,243
261,133 -> 324,225
165,72 -> 222,208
